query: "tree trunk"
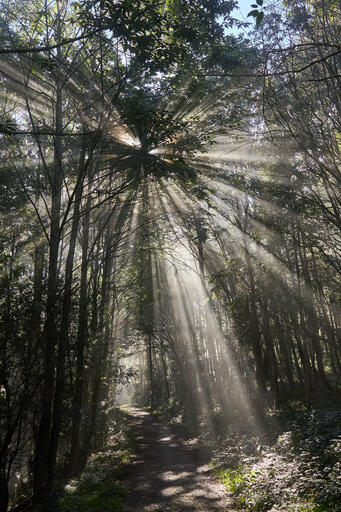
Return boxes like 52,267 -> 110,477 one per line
68,191 -> 91,474
85,209 -> 116,453
33,63 -> 63,504
0,470 -> 8,512
48,157 -> 85,484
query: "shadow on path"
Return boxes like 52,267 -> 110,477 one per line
122,407 -> 236,512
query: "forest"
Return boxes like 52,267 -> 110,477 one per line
0,0 -> 340,511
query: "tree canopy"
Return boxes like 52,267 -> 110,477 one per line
0,0 -> 340,511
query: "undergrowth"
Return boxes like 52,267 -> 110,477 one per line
60,450 -> 127,512
210,400 -> 341,512
10,408 -> 143,512
15,409 -> 134,512
59,409 -> 135,512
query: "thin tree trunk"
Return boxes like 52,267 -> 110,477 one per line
0,470 -> 8,512
33,61 -> 63,503
48,153 -> 86,484
68,190 -> 91,474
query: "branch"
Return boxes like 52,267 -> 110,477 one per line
0,27 -> 110,55
0,129 -> 98,136
199,48 -> 341,79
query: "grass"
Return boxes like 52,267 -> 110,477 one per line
61,484 -> 124,512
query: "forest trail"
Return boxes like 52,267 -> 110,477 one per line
122,407 -> 236,512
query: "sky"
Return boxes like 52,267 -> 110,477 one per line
230,0 -> 258,36
233,0 -> 255,20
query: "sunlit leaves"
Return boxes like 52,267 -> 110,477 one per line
76,0 -> 237,72
118,89 -> 187,152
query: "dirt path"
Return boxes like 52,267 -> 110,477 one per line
122,407 -> 236,512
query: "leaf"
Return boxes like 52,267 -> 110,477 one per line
256,11 -> 264,24
256,0 -> 263,5
247,9 -> 259,17
251,4 -> 258,7
0,119 -> 17,134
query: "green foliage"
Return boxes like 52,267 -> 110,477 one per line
77,0 -> 236,72
118,88 -> 187,152
0,115 -> 18,134
61,483 -> 124,512
213,403 -> 341,512
59,413 -> 134,512
0,0 -> 340,509
216,466 -> 250,496
248,0 -> 264,25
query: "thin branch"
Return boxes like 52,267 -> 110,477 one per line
0,129 -> 98,136
199,48 -> 341,78
0,27 -> 112,55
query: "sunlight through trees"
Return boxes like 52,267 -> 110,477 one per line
0,0 -> 340,511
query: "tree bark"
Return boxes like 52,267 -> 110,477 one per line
48,154 -> 86,485
33,62 -> 63,504
68,189 -> 91,474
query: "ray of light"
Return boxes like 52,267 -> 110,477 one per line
154,182 -> 263,420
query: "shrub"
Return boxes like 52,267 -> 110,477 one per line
213,402 -> 341,512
